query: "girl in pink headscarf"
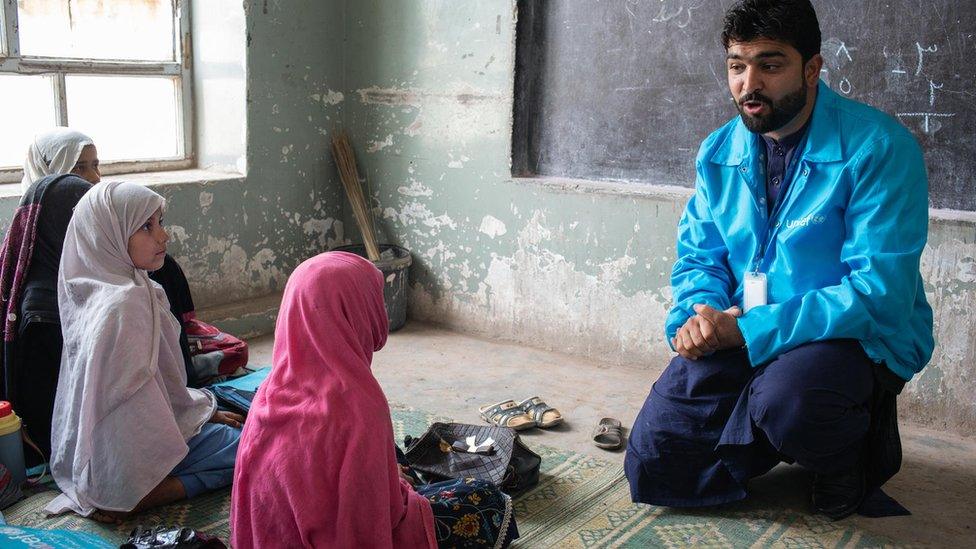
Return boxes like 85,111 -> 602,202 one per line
231,252 -> 517,548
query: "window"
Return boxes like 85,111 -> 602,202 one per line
0,0 -> 193,180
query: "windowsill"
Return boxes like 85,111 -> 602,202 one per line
102,168 -> 245,186
0,168 -> 246,198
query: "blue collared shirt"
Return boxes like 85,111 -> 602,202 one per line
761,118 -> 810,214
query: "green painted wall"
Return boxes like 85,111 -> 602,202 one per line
138,0 -> 349,312
338,0 -> 976,435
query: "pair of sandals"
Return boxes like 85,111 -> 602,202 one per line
479,397 -> 563,431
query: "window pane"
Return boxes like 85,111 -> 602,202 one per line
18,0 -> 175,61
66,75 -> 180,160
0,75 -> 57,169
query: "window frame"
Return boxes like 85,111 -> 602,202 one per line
0,0 -> 194,183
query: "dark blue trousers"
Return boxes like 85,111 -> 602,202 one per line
625,339 -> 874,507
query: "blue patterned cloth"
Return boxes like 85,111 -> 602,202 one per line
415,477 -> 518,549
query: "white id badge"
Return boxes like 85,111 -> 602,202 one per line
743,272 -> 767,312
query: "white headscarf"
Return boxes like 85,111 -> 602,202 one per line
46,181 -> 215,516
22,127 -> 94,191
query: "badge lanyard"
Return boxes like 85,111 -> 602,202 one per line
744,131 -> 810,311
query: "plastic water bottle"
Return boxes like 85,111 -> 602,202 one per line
0,402 -> 26,488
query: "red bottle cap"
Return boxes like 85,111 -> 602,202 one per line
0,401 -> 11,418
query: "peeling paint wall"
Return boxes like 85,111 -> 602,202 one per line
914,218 -> 976,433
338,0 -> 697,365
152,0 -> 348,309
216,0 -> 347,308
340,0 -> 976,435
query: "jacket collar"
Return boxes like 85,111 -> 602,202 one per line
710,80 -> 843,166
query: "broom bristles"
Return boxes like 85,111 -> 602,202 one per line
331,131 -> 381,261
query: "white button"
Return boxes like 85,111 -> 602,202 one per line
6,313 -> 15,322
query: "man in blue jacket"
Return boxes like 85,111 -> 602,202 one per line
625,0 -> 933,520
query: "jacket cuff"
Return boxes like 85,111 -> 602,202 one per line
736,311 -> 773,366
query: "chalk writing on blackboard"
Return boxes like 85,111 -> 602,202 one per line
650,0 -> 706,29
928,80 -> 943,106
895,112 -> 955,134
820,36 -> 953,135
836,41 -> 853,62
838,77 -> 852,95
915,42 -> 937,76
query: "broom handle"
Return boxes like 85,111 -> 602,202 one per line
338,138 -> 380,260
331,132 -> 381,260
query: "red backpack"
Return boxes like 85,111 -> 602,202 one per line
184,314 -> 249,382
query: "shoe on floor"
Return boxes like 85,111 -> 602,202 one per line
517,396 -> 563,428
812,463 -> 866,520
479,399 -> 537,431
592,417 -> 623,450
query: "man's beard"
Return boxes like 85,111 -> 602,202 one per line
735,85 -> 807,134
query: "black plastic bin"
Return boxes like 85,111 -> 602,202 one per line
333,244 -> 413,332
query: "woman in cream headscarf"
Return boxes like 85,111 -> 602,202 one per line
21,127 -> 99,191
47,181 -> 243,523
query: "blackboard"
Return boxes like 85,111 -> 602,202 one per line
512,0 -> 976,211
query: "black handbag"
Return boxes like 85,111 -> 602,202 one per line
404,422 -> 542,496
121,526 -> 226,549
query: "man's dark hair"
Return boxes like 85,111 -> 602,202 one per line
721,0 -> 822,62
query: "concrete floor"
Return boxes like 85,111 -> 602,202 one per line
247,322 -> 976,547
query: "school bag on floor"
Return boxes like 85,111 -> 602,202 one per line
403,422 -> 542,496
148,257 -> 248,386
185,315 -> 249,383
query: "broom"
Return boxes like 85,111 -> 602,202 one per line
331,130 -> 381,261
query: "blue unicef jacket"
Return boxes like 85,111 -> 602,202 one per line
666,81 -> 934,381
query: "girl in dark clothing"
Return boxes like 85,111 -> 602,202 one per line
0,174 -> 92,466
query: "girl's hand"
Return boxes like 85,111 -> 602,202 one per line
398,465 -> 416,486
210,410 -> 244,428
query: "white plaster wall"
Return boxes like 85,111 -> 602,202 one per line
192,0 -> 247,173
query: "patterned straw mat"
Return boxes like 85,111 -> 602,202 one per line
4,406 -> 895,548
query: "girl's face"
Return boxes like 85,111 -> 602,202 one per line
71,145 -> 101,184
127,208 -> 168,271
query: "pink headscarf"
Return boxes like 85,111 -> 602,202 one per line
230,252 -> 435,549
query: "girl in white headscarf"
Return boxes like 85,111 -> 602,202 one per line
20,128 -> 246,389
21,127 -> 99,191
46,181 -> 243,523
